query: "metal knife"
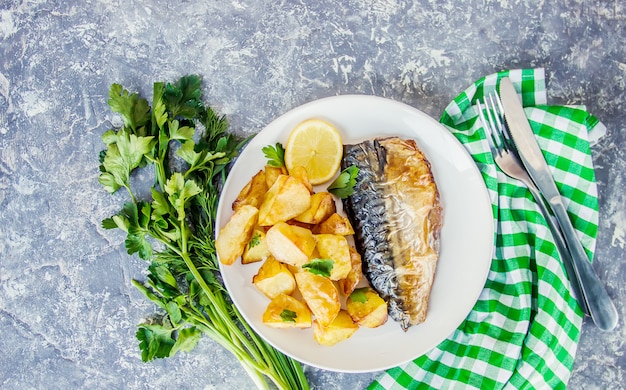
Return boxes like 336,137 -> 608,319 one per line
499,77 -> 618,331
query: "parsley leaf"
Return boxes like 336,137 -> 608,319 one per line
162,75 -> 203,119
302,259 -> 334,277
148,262 -> 178,289
166,301 -> 182,325
280,309 -> 297,323
168,119 -> 194,142
350,287 -> 369,304
151,82 -> 167,135
327,165 -> 359,199
108,84 -> 151,135
98,130 -> 155,194
170,327 -> 202,356
164,173 -> 202,221
150,188 -> 171,217
134,294 -> 200,361
176,140 -> 226,175
122,201 -> 154,260
136,323 -> 176,362
103,201 -> 154,259
262,143 -> 285,167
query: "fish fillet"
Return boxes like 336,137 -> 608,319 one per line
341,137 -> 442,331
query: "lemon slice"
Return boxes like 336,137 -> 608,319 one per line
284,119 -> 343,185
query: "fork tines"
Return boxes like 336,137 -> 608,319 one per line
477,92 -> 514,155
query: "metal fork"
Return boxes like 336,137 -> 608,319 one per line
477,93 -> 590,315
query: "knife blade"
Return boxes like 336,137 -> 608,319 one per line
498,77 -> 618,331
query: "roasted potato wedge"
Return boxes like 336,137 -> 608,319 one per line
216,205 -> 259,265
313,310 -> 359,346
232,170 -> 268,211
262,294 -> 312,329
338,246 -> 364,296
253,256 -> 296,299
314,234 -> 351,281
264,165 -> 287,189
346,287 -> 388,328
288,165 -> 313,193
312,212 -> 355,235
266,222 -> 316,267
295,271 -> 340,327
258,175 -> 311,226
294,192 -> 336,224
242,227 -> 271,264
287,264 -> 303,275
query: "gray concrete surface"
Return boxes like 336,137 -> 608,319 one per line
1,1 -> 624,389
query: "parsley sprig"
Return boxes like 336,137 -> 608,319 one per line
262,142 -> 286,167
98,75 -> 309,390
280,309 -> 298,323
327,165 -> 359,199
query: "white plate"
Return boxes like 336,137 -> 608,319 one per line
216,95 -> 494,373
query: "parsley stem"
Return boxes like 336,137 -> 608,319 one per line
163,231 -> 293,389
155,160 -> 167,192
180,309 -> 271,390
123,184 -> 137,204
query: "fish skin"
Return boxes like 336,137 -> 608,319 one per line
341,137 -> 442,331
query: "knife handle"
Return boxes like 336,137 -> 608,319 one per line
548,197 -> 619,331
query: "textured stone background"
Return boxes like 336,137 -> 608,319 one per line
1,0 -> 624,389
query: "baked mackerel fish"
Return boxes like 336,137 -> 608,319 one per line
341,137 -> 442,331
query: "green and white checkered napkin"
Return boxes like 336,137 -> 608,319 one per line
370,68 -> 602,389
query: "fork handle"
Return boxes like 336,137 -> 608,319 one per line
548,196 -> 619,331
525,184 -> 589,314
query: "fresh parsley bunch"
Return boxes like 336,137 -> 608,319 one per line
98,75 -> 309,390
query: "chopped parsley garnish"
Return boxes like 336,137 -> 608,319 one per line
350,287 -> 369,304
280,309 -> 297,323
248,232 -> 261,248
302,259 -> 334,277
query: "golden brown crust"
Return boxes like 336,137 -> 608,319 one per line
378,138 -> 442,326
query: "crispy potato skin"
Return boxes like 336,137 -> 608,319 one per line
264,165 -> 288,189
289,165 -> 313,193
312,212 -> 355,235
338,247 -> 364,296
295,272 -> 340,328
216,205 -> 259,265
242,227 -> 271,264
266,222 -> 317,267
262,294 -> 312,329
314,234 -> 351,281
258,175 -> 311,226
294,192 -> 336,224
253,256 -> 296,299
346,288 -> 388,328
232,170 -> 268,211
313,310 -> 358,346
